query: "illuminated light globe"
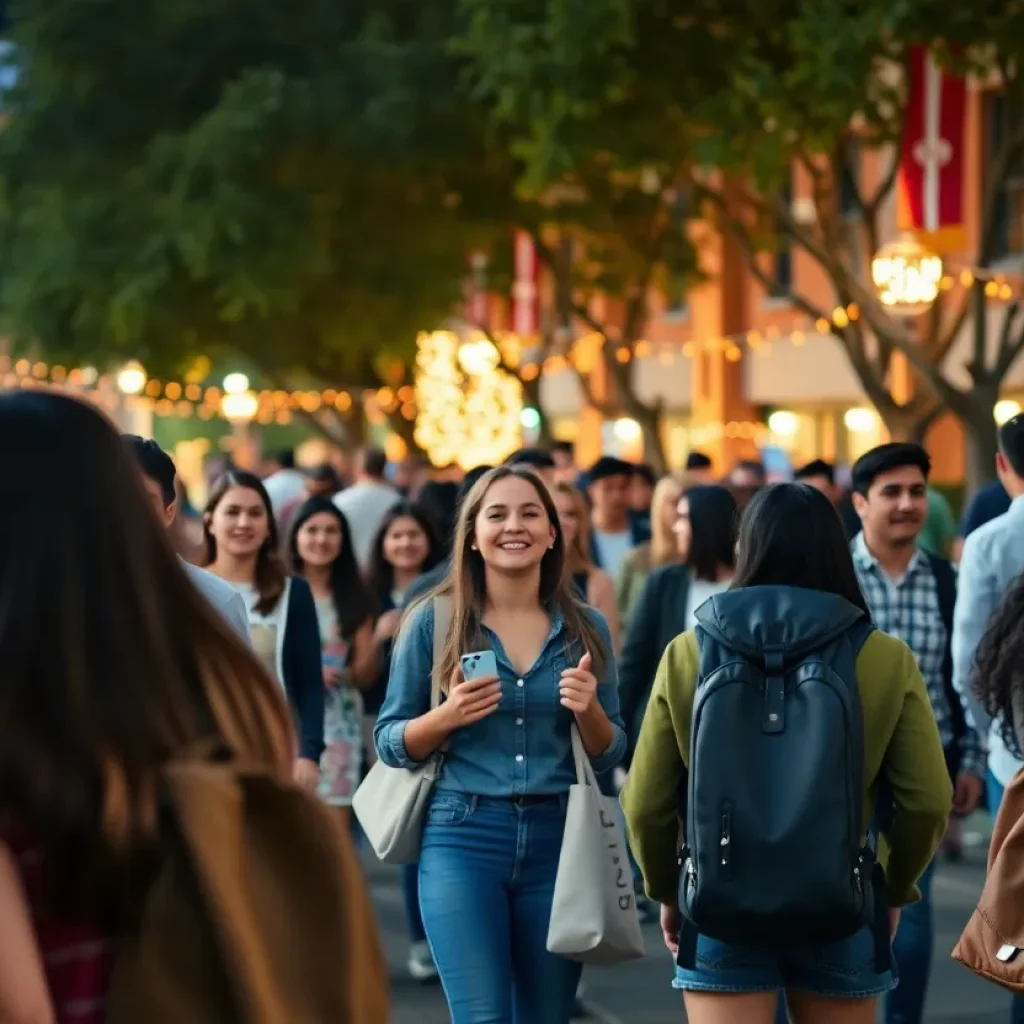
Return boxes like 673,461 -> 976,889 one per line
223,372 -> 250,396
843,407 -> 879,434
520,407 -> 541,431
871,234 -> 943,317
116,360 -> 147,396
767,410 -> 799,437
613,417 -> 642,443
994,399 -> 1022,426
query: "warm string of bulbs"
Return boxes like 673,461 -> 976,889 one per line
0,266 -> 1018,423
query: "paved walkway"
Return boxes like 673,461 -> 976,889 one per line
366,827 -> 1009,1023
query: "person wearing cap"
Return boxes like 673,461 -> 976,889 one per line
585,456 -> 650,577
123,436 -> 251,643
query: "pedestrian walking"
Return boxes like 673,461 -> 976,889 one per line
364,500 -> 444,983
374,464 -> 626,1023
552,481 -> 621,648
615,473 -> 686,628
622,482 -> 952,1024
849,443 -> 985,1024
289,498 -> 379,826
124,434 -> 251,642
617,483 -> 737,774
584,456 -> 648,576
951,413 -> 1024,1024
203,470 -> 325,791
0,392 -> 385,1023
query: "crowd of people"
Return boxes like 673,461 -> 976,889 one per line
3,385 -> 1022,1024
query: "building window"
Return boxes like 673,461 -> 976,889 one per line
770,177 -> 793,298
987,93 -> 1024,260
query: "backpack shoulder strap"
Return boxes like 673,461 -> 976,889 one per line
925,552 -> 956,633
430,596 -> 453,709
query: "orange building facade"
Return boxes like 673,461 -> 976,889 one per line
539,81 -> 1024,484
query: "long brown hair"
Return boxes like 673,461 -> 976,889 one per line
428,466 -> 609,689
0,392 -> 293,915
552,481 -> 594,576
204,470 -> 287,615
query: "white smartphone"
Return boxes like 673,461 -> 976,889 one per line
460,650 -> 499,680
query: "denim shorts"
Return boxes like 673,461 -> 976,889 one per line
673,925 -> 897,999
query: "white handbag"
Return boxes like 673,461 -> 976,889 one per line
353,596 -> 451,864
547,725 -> 646,964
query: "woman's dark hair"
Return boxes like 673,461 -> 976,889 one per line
366,500 -> 444,599
731,483 -> 870,616
683,485 -> 738,582
0,392 -> 293,916
288,498 -> 371,640
972,571 -> 1024,758
416,480 -> 460,554
203,470 -> 287,616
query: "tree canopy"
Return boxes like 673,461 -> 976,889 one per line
0,0 -> 513,385
460,0 -> 1024,484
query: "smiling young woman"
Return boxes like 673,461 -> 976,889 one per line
374,465 -> 627,1024
203,471 -> 324,792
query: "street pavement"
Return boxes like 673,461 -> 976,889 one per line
365,823 -> 1011,1023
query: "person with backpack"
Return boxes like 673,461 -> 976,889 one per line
849,443 -> 984,1024
0,392 -> 388,1024
621,483 -> 951,1024
374,465 -> 626,1024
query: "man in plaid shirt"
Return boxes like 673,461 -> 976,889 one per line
850,442 -> 982,1024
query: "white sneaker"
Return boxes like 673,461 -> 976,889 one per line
407,940 -> 439,982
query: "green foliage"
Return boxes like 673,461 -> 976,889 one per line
0,0 -> 511,379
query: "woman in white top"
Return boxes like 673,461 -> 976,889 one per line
203,470 -> 324,791
288,497 -> 379,826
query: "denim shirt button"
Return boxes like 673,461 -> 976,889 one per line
515,754 -> 524,763
516,679 -> 524,688
516,717 -> 524,726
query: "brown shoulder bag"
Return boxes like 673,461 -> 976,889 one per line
106,755 -> 390,1023
952,765 -> 1024,993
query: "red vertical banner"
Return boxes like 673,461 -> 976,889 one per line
511,231 -> 539,338
897,46 -> 967,252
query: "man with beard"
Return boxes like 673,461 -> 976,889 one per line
850,442 -> 982,1024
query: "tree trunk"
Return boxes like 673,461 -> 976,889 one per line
633,402 -> 666,473
961,398 -> 999,497
521,374 -> 553,446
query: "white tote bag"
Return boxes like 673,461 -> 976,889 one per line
547,725 -> 646,965
353,596 -> 451,864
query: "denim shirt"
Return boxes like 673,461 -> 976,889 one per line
374,600 -> 627,796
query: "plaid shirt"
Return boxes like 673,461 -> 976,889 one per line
852,533 -> 984,779
1,826 -> 111,1024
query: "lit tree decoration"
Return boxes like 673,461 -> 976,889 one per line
414,329 -> 522,468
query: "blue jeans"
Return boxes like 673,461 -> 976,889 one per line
418,793 -> 583,1024
673,925 -> 894,998
886,857 -> 934,1024
986,771 -> 1024,1024
402,863 -> 426,943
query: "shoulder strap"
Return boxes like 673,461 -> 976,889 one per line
430,596 -> 453,709
925,552 -> 956,633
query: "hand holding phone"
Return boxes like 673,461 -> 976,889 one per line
443,650 -> 501,729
